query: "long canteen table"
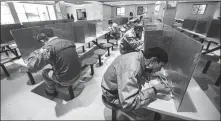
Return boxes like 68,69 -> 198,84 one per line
75,30 -> 110,52
177,27 -> 220,50
145,78 -> 220,120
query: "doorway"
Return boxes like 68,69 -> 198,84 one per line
76,9 -> 87,20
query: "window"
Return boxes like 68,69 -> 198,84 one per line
23,4 -> 41,22
192,4 -> 207,15
198,5 -> 206,14
14,3 -> 29,23
137,6 -> 144,15
143,6 -> 148,15
37,5 -> 50,21
1,2 -> 15,24
14,3 -> 56,22
47,5 -> 56,20
116,7 -> 125,16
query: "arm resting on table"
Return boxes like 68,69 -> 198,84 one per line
117,71 -> 156,112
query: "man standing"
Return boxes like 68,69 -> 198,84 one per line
26,32 -> 81,99
119,25 -> 144,54
101,47 -> 172,120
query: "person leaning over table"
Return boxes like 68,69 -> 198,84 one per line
138,16 -> 145,25
119,24 -> 144,55
23,32 -> 81,99
108,19 -> 120,40
101,47 -> 172,120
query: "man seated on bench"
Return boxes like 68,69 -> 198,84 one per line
26,32 -> 81,99
119,25 -> 144,54
108,20 -> 120,40
102,47 -> 172,120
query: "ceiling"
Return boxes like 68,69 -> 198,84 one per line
6,0 -> 218,6
10,1 -> 55,5
102,1 -> 156,6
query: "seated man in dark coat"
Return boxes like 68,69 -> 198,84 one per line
26,32 -> 81,98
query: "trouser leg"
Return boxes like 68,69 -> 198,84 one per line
42,69 -> 57,94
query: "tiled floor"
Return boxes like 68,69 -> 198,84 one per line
1,38 -> 220,120
1,39 -> 121,120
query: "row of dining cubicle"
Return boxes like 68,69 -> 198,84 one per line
1,17 -> 129,78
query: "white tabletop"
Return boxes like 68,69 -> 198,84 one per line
13,58 -> 27,67
177,27 -> 206,38
205,37 -> 220,44
75,30 -> 110,49
146,78 -> 220,120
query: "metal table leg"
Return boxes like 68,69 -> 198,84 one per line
90,64 -> 94,76
202,60 -> 212,74
88,42 -> 91,48
215,75 -> 220,86
202,46 -> 221,54
1,64 -> 10,77
98,55 -> 102,66
92,40 -> 104,49
82,46 -> 85,52
68,85 -> 75,99
107,48 -> 110,56
27,72 -> 36,85
6,46 -> 18,57
206,41 -> 212,50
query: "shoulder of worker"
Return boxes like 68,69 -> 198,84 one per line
123,29 -> 135,37
117,52 -> 142,74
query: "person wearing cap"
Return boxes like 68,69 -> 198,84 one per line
101,47 -> 172,120
108,20 -> 120,40
119,25 -> 144,54
26,32 -> 81,99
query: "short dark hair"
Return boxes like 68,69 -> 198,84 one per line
134,25 -> 143,31
36,32 -> 50,42
143,47 -> 168,64
108,20 -> 113,25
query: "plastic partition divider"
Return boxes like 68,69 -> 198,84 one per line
187,19 -> 197,31
207,19 -> 220,38
194,20 -> 207,34
102,19 -> 109,31
73,25 -> 85,43
11,26 -> 54,62
182,19 -> 189,29
88,23 -> 96,37
144,28 -> 203,111
73,21 -> 89,38
1,23 -> 24,44
45,23 -> 76,42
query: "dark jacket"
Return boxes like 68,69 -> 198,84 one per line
27,37 -> 81,83
101,51 -> 156,111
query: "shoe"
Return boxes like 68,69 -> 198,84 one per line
45,90 -> 58,100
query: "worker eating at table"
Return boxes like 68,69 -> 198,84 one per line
108,19 -> 120,40
25,32 -> 81,99
101,47 -> 173,120
119,24 -> 144,54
